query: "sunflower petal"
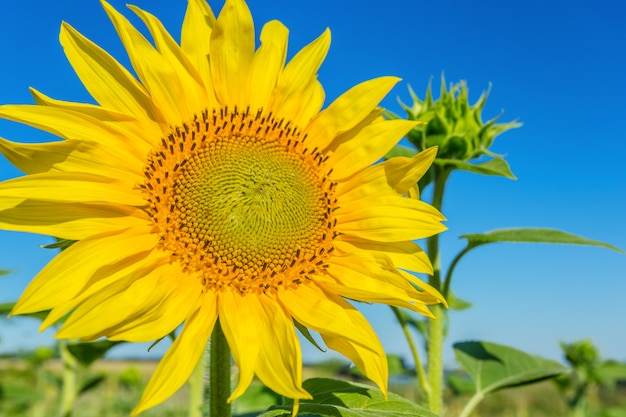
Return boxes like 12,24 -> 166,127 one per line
306,76 -> 399,150
336,196 -> 446,242
58,263 -> 200,342
102,1 -> 194,125
334,237 -> 433,275
107,268 -> 202,341
129,5 -> 210,112
254,294 -> 310,399
40,248 -> 168,330
132,296 -> 217,416
181,0 -> 216,90
280,283 -> 379,351
210,0 -> 255,107
0,104 -> 148,165
0,199 -> 145,240
219,291 -> 260,400
59,22 -> 164,130
322,332 -> 388,396
248,20 -> 288,111
321,256 -> 437,316
0,172 -> 144,206
384,146 -> 438,194
327,119 -> 418,180
11,226 -> 157,316
269,29 -> 330,123
0,137 -> 140,184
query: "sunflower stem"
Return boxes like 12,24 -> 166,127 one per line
391,306 -> 430,399
189,347 -> 206,417
425,164 -> 450,415
59,340 -> 78,417
209,319 -> 231,417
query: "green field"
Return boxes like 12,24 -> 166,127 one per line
1,358 -> 624,417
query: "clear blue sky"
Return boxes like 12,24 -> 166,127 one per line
0,0 -> 624,367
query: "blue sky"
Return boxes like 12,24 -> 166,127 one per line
0,0 -> 624,367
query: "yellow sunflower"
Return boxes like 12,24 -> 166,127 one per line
0,0 -> 446,414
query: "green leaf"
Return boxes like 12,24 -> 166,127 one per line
295,320 -> 326,353
78,374 -> 106,395
40,238 -> 77,251
259,378 -> 438,417
447,292 -> 472,311
447,373 -> 475,395
0,302 -> 14,315
0,270 -> 10,277
461,228 -> 623,253
0,302 -> 49,321
454,341 -> 568,396
435,155 -> 516,179
595,360 -> 626,389
67,340 -> 121,367
233,384 -> 282,415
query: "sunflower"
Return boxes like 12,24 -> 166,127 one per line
0,0 -> 446,414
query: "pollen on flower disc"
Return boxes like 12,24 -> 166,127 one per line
140,108 -> 337,294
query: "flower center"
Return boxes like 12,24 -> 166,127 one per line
140,108 -> 337,294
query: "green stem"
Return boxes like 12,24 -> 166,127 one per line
426,165 -> 450,415
210,319 -> 231,417
189,348 -> 206,417
391,306 -> 430,398
59,340 -> 78,417
457,391 -> 485,417
427,304 -> 444,414
442,245 -> 471,299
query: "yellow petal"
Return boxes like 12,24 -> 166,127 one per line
128,5 -> 210,112
107,267 -> 202,342
59,22 -> 164,131
102,1 -> 194,125
336,196 -> 446,242
279,282 -> 379,351
0,200 -> 145,240
181,0 -> 216,93
0,172 -> 144,206
322,332 -> 388,397
248,20 -> 288,111
40,248 -> 168,329
209,0 -> 255,107
334,237 -> 433,275
11,226 -> 158,316
0,137 -> 141,184
219,290 -> 260,400
327,119 -> 418,180
254,294 -> 310,399
384,146 -> 438,194
305,76 -> 399,150
0,104 -> 148,166
277,78 -> 325,129
320,256 -> 437,317
58,263 -> 200,342
132,296 -> 217,416
269,29 -> 330,122
29,87 -> 157,154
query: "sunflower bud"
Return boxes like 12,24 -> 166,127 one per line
397,75 -> 520,162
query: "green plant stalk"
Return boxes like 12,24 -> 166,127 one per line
59,340 -> 79,417
189,348 -> 206,417
426,165 -> 450,415
210,319 -> 231,417
457,391 -> 485,417
427,304 -> 444,414
391,306 -> 430,398
442,245 -> 471,299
